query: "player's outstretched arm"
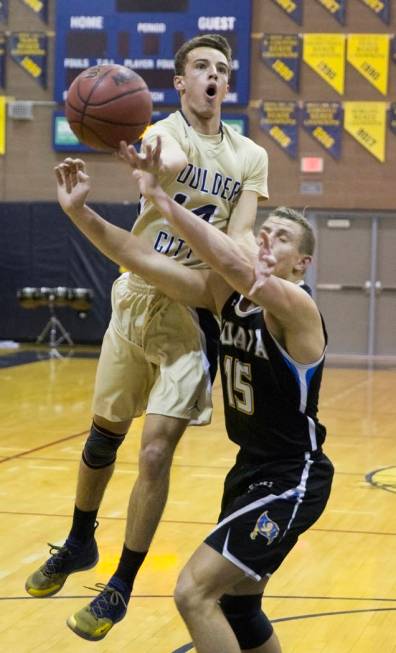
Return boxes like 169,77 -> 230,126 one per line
226,190 -> 261,258
122,141 -> 324,358
121,139 -> 269,296
121,139 -> 257,286
54,158 -> 216,311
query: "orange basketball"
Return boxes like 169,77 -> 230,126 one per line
65,64 -> 152,151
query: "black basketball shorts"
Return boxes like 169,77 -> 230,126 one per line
205,451 -> 334,580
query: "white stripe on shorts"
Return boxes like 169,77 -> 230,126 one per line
207,488 -> 298,539
208,454 -> 314,541
281,453 -> 313,539
222,528 -> 262,581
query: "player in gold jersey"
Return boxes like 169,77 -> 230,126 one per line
47,147 -> 331,653
25,34 -> 268,641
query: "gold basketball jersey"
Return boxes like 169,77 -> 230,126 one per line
131,110 -> 269,269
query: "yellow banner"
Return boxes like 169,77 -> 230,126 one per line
344,101 -> 387,162
347,34 -> 390,96
0,96 -> 5,155
303,33 -> 346,94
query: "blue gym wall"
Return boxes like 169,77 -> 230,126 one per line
0,202 -> 137,343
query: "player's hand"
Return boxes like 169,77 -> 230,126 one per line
248,229 -> 277,297
54,158 -> 90,214
119,135 -> 164,175
120,137 -> 164,201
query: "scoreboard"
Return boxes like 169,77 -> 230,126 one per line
55,0 -> 252,105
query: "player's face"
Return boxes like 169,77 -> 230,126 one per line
174,47 -> 230,118
260,216 -> 310,280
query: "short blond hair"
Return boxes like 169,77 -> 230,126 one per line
269,207 -> 315,256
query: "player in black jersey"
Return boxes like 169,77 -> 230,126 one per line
53,147 -> 334,653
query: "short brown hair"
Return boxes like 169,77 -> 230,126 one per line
270,207 -> 315,255
174,34 -> 232,76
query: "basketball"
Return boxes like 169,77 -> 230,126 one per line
65,64 -> 153,151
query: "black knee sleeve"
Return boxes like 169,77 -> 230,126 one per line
82,421 -> 126,469
220,593 -> 273,649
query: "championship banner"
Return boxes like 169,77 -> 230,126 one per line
259,101 -> 298,159
8,32 -> 47,87
19,0 -> 48,24
389,103 -> 396,136
347,34 -> 390,96
0,33 -> 5,87
0,95 -> 5,154
314,0 -> 346,25
0,1 -> 8,23
302,102 -> 343,159
357,0 -> 390,24
270,0 -> 303,25
261,34 -> 301,92
344,101 -> 386,162
303,34 -> 346,95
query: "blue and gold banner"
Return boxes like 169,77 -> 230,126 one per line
270,0 -> 303,25
0,33 -> 5,87
347,34 -> 390,96
259,101 -> 298,159
302,102 -> 343,159
19,0 -> 48,24
9,32 -> 47,87
261,34 -> 301,92
389,103 -> 396,136
357,0 -> 390,24
303,34 -> 346,95
0,0 -> 8,22
0,95 -> 5,154
344,101 -> 387,162
314,0 -> 346,25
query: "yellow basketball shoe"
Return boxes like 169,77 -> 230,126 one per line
66,578 -> 129,641
25,538 -> 99,598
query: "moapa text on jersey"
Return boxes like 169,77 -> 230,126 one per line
220,321 -> 269,359
177,164 -> 241,202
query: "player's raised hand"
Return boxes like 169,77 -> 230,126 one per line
248,229 -> 277,297
120,136 -> 165,202
54,158 -> 90,215
119,135 -> 163,174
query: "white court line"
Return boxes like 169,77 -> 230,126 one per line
22,552 -> 48,565
322,378 -> 370,407
114,469 -> 137,475
191,473 -> 224,479
328,509 -> 375,515
328,443 -> 362,448
29,465 -> 70,471
54,495 -> 77,500
21,540 -> 64,566
107,510 -> 124,518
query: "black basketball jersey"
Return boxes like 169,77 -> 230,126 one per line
218,289 -> 327,462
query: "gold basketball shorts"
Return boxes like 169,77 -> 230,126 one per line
92,273 -> 214,425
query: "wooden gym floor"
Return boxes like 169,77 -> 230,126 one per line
0,345 -> 395,653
